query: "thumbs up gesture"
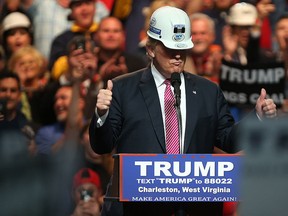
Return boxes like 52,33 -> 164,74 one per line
96,80 -> 113,117
255,88 -> 277,118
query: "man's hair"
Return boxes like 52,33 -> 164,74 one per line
146,36 -> 159,49
276,13 -> 288,25
0,71 -> 21,90
189,13 -> 215,34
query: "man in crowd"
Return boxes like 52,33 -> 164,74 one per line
0,72 -> 36,156
49,0 -> 98,70
185,13 -> 222,83
71,168 -> 102,216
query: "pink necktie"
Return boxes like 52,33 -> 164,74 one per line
164,79 -> 180,154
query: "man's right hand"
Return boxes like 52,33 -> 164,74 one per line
96,80 -> 113,117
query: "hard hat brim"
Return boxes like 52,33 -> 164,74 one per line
161,37 -> 194,50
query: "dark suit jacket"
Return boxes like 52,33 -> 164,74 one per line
90,67 -> 239,155
89,67 -> 240,216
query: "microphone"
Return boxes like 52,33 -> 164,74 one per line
171,72 -> 181,107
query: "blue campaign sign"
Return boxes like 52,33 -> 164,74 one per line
119,154 -> 242,202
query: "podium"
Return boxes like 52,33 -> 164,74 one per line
103,154 -> 241,216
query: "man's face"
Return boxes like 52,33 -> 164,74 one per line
0,77 -> 21,112
232,26 -> 251,48
71,0 -> 95,28
275,18 -> 288,51
95,18 -> 124,51
191,19 -> 215,55
147,42 -> 187,78
54,86 -> 72,123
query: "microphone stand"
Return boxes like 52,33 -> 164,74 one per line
174,103 -> 185,216
175,103 -> 183,154
171,73 -> 186,215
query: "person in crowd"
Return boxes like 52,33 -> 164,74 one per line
52,16 -> 147,82
35,84 -> 85,155
111,0 -> 152,54
22,0 -> 109,59
271,13 -> 288,115
33,82 -> 87,216
248,0 -> 275,50
273,13 -> 288,64
0,0 -> 32,22
8,45 -> 49,126
269,0 -> 288,51
202,0 -> 235,48
89,6 -> 277,216
0,71 -> 36,156
8,46 -> 49,92
51,16 -> 148,118
1,11 -> 33,61
0,71 -> 48,216
93,16 -> 148,83
222,2 -> 278,121
80,122 -> 113,193
34,33 -> 99,126
0,45 -> 6,72
34,63 -> 108,215
71,168 -> 103,216
85,15 -> 148,118
184,13 -> 222,84
223,2 -> 274,64
49,0 -> 99,71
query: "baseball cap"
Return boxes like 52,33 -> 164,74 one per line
2,12 -> 31,32
227,2 -> 258,26
73,168 -> 101,191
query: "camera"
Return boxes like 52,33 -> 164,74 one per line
74,36 -> 86,51
80,189 -> 93,202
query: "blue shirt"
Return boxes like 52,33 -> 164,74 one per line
35,122 -> 65,155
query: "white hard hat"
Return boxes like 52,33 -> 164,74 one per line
2,12 -> 31,32
227,3 -> 257,26
147,6 -> 193,50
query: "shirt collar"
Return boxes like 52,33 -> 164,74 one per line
150,63 -> 184,88
151,63 -> 167,88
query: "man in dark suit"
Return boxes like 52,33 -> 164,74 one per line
89,6 -> 277,216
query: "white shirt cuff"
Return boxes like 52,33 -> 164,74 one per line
96,108 -> 109,128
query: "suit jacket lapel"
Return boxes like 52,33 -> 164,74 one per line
139,68 -> 166,152
183,72 -> 199,153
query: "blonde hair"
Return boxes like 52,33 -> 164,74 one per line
8,46 -> 44,72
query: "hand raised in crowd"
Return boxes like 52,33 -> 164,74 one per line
255,88 -> 277,118
68,47 -> 98,82
256,0 -> 275,20
99,53 -> 128,81
222,25 -> 239,61
96,80 -> 113,117
71,197 -> 101,216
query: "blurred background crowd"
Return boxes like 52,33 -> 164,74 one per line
0,0 -> 287,215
